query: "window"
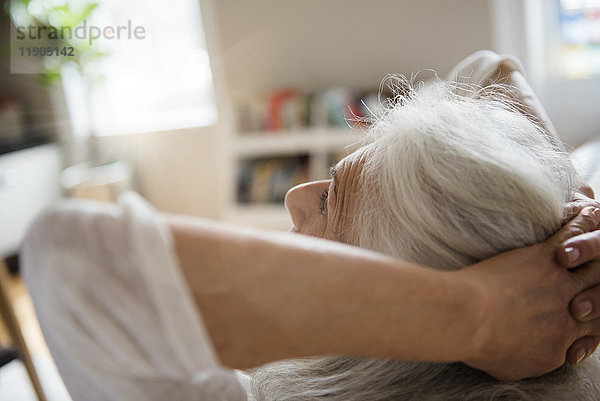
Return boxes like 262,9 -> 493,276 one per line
557,0 -> 600,78
56,0 -> 218,136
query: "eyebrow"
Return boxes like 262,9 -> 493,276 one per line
330,165 -> 339,196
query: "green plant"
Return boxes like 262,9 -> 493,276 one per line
7,0 -> 105,84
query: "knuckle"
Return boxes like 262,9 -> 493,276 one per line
579,322 -> 594,337
581,209 -> 599,226
562,204 -> 577,223
574,213 -> 599,235
550,226 -> 576,245
578,321 -> 590,337
589,319 -> 600,336
576,318 -> 600,337
576,235 -> 600,264
564,231 -> 600,264
559,220 -> 589,240
590,232 -> 600,254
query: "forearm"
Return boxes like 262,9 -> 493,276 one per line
169,216 -> 479,369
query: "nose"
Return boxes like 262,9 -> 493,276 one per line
284,180 -> 329,231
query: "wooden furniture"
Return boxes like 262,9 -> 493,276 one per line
0,256 -> 47,401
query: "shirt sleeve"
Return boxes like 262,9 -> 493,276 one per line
446,50 -> 564,151
21,192 -> 247,401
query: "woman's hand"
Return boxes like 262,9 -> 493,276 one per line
561,184 -> 598,224
460,207 -> 600,381
556,189 -> 600,364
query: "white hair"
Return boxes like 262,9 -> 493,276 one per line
353,79 -> 575,268
250,79 -> 600,401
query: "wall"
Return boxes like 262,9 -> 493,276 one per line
84,0 -> 496,218
214,0 -> 493,102
95,127 -> 224,217
6,1 -> 595,218
543,79 -> 600,148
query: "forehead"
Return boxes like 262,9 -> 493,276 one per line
334,144 -> 371,172
331,145 -> 371,193
326,144 -> 372,243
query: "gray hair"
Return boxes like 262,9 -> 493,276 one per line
250,79 -> 600,401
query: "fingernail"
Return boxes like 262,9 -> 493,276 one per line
576,348 -> 587,363
576,300 -> 593,319
565,246 -> 580,263
594,208 -> 600,222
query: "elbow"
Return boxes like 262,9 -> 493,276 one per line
20,199 -> 119,296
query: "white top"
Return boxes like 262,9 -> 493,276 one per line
21,192 -> 248,401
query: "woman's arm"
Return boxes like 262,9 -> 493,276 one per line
170,207 -> 600,382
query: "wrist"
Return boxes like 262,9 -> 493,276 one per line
384,266 -> 487,364
442,268 -> 490,365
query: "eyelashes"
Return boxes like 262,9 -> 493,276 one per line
319,188 -> 329,215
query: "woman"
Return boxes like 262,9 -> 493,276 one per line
249,74 -> 600,400
21,52 -> 600,400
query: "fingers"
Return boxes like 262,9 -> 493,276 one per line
554,207 -> 600,267
559,202 -> 600,366
562,199 -> 600,224
555,206 -> 600,245
564,207 -> 600,365
571,262 -> 600,364
566,336 -> 600,365
572,277 -> 600,321
577,312 -> 600,337
558,230 -> 600,268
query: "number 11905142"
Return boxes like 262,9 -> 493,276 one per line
19,47 -> 75,57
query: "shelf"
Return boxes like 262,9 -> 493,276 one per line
0,134 -> 53,156
227,128 -> 364,230
234,127 -> 363,158
224,204 -> 292,231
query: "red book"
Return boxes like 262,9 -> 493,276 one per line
266,89 -> 297,132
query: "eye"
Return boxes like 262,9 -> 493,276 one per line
319,188 -> 329,215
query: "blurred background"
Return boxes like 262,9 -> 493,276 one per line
1,0 -> 600,399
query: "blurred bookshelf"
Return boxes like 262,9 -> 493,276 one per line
224,127 -> 363,230
223,86 -> 371,230
234,127 -> 362,158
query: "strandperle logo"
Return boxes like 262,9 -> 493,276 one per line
14,19 -> 146,46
